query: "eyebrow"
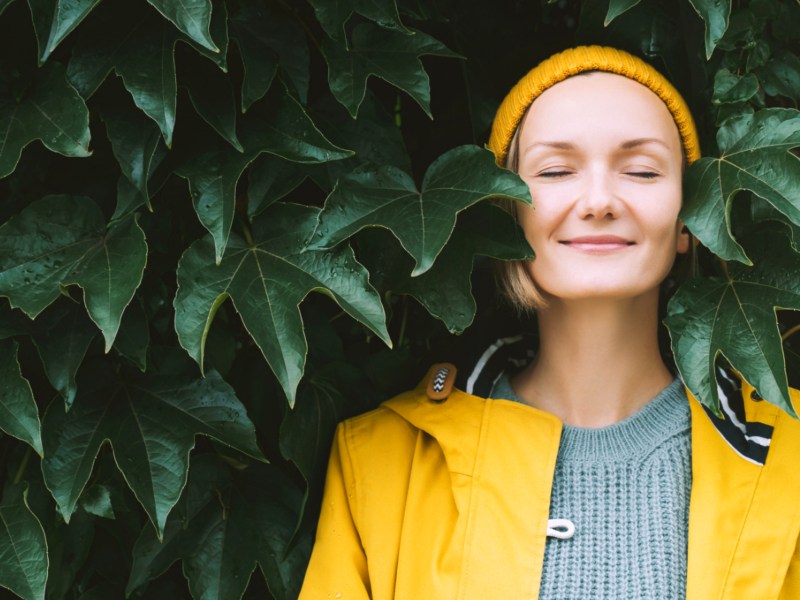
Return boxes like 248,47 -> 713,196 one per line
619,138 -> 671,150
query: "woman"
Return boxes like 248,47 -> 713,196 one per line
299,46 -> 800,599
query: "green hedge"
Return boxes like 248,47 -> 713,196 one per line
0,0 -> 798,598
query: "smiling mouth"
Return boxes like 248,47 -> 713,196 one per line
559,237 -> 635,252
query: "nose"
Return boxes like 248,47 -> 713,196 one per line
575,168 -> 620,220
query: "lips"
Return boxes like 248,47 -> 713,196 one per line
559,235 -> 635,253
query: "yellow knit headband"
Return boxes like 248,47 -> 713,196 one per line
488,46 -> 701,167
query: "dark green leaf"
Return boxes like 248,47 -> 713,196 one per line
127,456 -> 310,600
0,61 -> 90,178
681,109 -> 800,263
712,69 -> 759,105
279,362 -> 365,542
238,83 -> 354,165
174,203 -> 390,405
188,0 -> 229,71
177,84 -> 352,262
27,0 -> 102,63
41,368 -> 264,537
147,0 -> 217,51
322,23 -> 460,118
311,145 -> 532,276
117,19 -> 178,146
0,196 -> 147,350
308,0 -> 408,42
31,299 -> 96,409
111,175 -> 148,222
0,483 -> 48,600
67,11 -> 177,144
231,1 -> 310,111
67,1 -> 227,100
0,339 -> 43,456
184,63 -> 243,151
756,51 -> 800,104
688,0 -> 731,58
604,0 -> 642,25
102,104 -> 164,210
369,203 -> 534,333
112,298 -> 149,371
305,91 -> 411,191
177,143 -> 258,264
42,506 -> 94,598
246,154 -> 309,218
80,484 -> 115,519
666,224 -> 800,417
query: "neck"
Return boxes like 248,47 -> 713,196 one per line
512,292 -> 675,427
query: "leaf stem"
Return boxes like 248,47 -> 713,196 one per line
782,324 -> 800,342
238,213 -> 255,247
12,447 -> 32,485
719,257 -> 730,279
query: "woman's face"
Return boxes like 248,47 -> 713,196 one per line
515,72 -> 689,303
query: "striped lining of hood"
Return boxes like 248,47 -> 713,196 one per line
454,334 -> 774,466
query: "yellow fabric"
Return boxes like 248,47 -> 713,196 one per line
487,46 -> 702,167
300,373 -> 800,599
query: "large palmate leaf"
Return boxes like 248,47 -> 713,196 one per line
311,145 -> 532,276
322,23 -> 460,118
147,0 -> 217,52
41,368 -> 264,538
688,0 -> 731,58
666,225 -> 800,417
0,196 -> 147,350
308,0 -> 408,43
682,108 -> 800,263
0,61 -> 90,179
0,339 -> 43,456
177,84 -> 352,263
31,299 -> 96,409
174,202 -> 390,405
127,456 -> 310,600
0,483 -> 48,600
359,203 -> 534,333
230,1 -> 309,111
26,0 -> 102,63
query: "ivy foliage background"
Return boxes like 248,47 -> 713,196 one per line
0,0 -> 798,598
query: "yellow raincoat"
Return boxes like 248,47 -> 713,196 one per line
299,364 -> 800,599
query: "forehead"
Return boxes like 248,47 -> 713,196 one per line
518,71 -> 681,151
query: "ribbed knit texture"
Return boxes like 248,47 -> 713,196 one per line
487,46 -> 702,167
491,375 -> 691,600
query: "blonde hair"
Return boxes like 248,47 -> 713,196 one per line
495,113 -> 547,312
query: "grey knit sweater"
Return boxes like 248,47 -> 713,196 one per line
491,375 -> 691,600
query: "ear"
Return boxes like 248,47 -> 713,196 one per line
676,221 -> 690,255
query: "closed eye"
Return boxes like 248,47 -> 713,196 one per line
625,171 -> 659,179
537,170 -> 572,178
